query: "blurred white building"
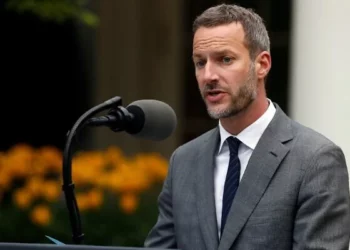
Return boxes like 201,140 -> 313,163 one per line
289,0 -> 350,173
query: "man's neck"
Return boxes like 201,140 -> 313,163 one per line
219,96 -> 269,135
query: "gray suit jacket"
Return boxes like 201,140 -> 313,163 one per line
144,103 -> 350,250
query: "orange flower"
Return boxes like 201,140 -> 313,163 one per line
6,144 -> 35,178
105,146 -> 124,166
76,193 -> 90,212
0,169 -> 11,190
36,146 -> 62,172
116,161 -> 151,193
120,193 -> 138,214
145,154 -> 169,181
87,188 -> 103,208
72,151 -> 106,185
13,188 -> 32,209
42,180 -> 61,202
30,204 -> 51,226
26,177 -> 43,197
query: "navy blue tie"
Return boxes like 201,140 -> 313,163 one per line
221,136 -> 241,236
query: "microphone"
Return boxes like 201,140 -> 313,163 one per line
85,99 -> 177,141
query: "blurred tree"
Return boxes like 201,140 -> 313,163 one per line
5,0 -> 99,27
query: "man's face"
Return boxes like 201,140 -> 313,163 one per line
193,22 -> 258,119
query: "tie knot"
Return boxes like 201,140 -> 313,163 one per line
226,136 -> 241,155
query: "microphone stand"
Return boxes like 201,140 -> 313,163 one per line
62,96 -> 122,244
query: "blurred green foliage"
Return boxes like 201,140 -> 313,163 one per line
5,0 -> 99,27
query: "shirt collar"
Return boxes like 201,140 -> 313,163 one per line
218,99 -> 276,153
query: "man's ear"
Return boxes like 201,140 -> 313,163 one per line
255,51 -> 271,80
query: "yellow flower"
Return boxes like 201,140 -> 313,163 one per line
72,151 -> 106,185
36,146 -> 62,173
144,154 -> 169,181
117,161 -> 151,193
13,188 -> 32,209
76,193 -> 90,212
120,193 -> 138,214
87,188 -> 103,209
0,169 -> 11,190
6,144 -> 35,178
42,180 -> 61,202
26,177 -> 43,198
105,146 -> 124,166
31,159 -> 46,175
76,189 -> 103,211
30,204 -> 51,226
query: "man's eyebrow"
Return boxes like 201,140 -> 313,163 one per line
192,54 -> 202,59
212,49 -> 236,55
192,49 -> 236,59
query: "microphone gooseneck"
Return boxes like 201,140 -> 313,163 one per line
62,96 -> 122,244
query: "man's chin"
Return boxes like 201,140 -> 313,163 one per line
207,106 -> 234,119
207,103 -> 248,119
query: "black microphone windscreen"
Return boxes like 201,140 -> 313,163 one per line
126,100 -> 177,141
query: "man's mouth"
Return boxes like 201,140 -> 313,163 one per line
204,90 -> 227,103
206,90 -> 225,96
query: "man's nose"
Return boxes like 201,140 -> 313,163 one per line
203,62 -> 219,82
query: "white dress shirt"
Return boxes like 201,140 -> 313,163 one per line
214,100 -> 276,238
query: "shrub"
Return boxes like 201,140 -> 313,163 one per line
0,144 -> 167,247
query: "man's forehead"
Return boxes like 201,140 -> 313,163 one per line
192,23 -> 246,54
193,22 -> 245,42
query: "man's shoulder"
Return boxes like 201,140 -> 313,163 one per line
290,118 -> 341,152
172,127 -> 218,157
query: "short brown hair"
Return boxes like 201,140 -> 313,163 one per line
193,4 -> 270,59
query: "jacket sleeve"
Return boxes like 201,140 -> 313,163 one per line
293,143 -> 350,250
144,151 -> 177,249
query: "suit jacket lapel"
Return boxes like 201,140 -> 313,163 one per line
196,128 -> 220,250
218,104 -> 294,250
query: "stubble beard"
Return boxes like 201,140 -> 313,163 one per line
202,64 -> 257,120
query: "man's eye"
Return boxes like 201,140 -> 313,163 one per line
222,57 -> 232,64
195,60 -> 206,68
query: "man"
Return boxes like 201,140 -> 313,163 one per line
144,3 -> 350,250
